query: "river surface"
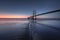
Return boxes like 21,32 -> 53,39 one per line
37,20 -> 60,28
0,20 -> 29,40
28,20 -> 60,40
0,20 -> 60,40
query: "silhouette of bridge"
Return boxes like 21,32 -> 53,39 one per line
28,9 -> 60,40
28,9 -> 60,20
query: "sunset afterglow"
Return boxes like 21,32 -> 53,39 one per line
0,14 -> 28,18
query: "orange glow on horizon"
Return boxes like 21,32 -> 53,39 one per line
0,14 -> 28,18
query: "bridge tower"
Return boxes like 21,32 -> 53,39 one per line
33,10 -> 36,23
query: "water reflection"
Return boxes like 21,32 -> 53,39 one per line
0,20 -> 28,40
37,20 -> 60,28
0,20 -> 28,24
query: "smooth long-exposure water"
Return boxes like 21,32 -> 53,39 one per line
37,20 -> 60,28
28,20 -> 60,40
0,20 -> 29,40
0,20 -> 60,40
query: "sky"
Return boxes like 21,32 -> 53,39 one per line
0,0 -> 60,18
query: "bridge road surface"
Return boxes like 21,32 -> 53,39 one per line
29,22 -> 60,40
0,23 -> 29,40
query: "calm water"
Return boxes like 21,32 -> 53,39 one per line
37,20 -> 60,28
0,20 -> 60,40
29,20 -> 60,40
0,20 -> 29,40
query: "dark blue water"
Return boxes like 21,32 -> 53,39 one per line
29,20 -> 60,40
0,20 -> 60,40
0,20 -> 29,40
37,20 -> 60,28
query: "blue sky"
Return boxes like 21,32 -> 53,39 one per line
0,0 -> 60,18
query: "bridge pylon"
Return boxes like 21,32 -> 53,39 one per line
33,10 -> 36,23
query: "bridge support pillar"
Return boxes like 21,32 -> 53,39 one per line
33,10 -> 36,23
